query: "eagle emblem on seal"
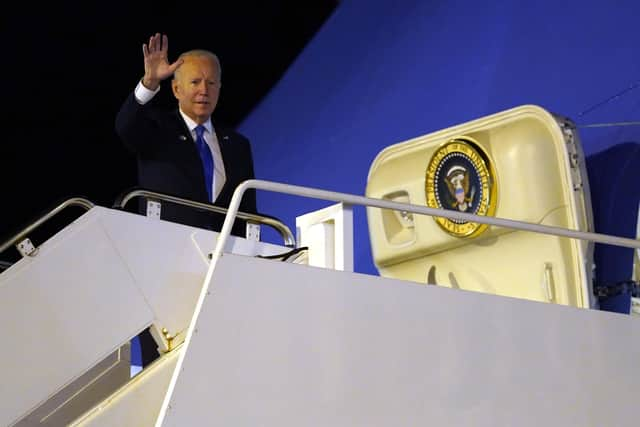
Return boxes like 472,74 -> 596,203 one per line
425,137 -> 496,237
445,165 -> 475,212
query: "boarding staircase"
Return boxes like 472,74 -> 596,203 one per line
2,105 -> 639,426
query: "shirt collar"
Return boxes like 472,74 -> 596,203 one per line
179,109 -> 213,134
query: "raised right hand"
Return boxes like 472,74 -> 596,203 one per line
141,33 -> 183,90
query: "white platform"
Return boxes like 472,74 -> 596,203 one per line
160,254 -> 639,426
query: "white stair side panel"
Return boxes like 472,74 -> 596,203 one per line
71,347 -> 180,427
14,345 -> 130,427
96,207 -> 288,347
160,255 -> 639,427
0,211 -> 154,427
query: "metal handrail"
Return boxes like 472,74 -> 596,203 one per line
114,188 -> 295,247
0,197 -> 95,254
210,179 -> 640,264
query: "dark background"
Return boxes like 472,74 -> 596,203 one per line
0,2 -> 338,261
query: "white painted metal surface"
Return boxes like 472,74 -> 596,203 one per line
160,254 -> 639,426
296,202 -> 353,271
0,213 -> 154,427
71,346 -> 180,427
156,178 -> 640,426
0,206 -> 290,426
15,346 -> 131,427
97,206 -> 287,350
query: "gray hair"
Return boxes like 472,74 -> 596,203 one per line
174,49 -> 222,81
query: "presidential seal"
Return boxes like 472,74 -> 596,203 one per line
425,137 -> 496,237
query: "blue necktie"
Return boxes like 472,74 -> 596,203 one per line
195,125 -> 214,202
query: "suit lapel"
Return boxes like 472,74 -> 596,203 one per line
214,126 -> 236,205
169,111 -> 208,198
217,130 -> 232,179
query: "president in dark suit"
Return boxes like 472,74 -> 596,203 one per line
115,33 -> 257,367
116,33 -> 256,237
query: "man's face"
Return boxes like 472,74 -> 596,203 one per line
172,56 -> 221,124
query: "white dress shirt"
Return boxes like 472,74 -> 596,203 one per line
134,81 -> 227,202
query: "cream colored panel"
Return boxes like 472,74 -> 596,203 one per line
366,105 -> 593,307
380,226 -> 585,306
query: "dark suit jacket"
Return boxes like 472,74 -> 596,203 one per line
115,93 -> 257,237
